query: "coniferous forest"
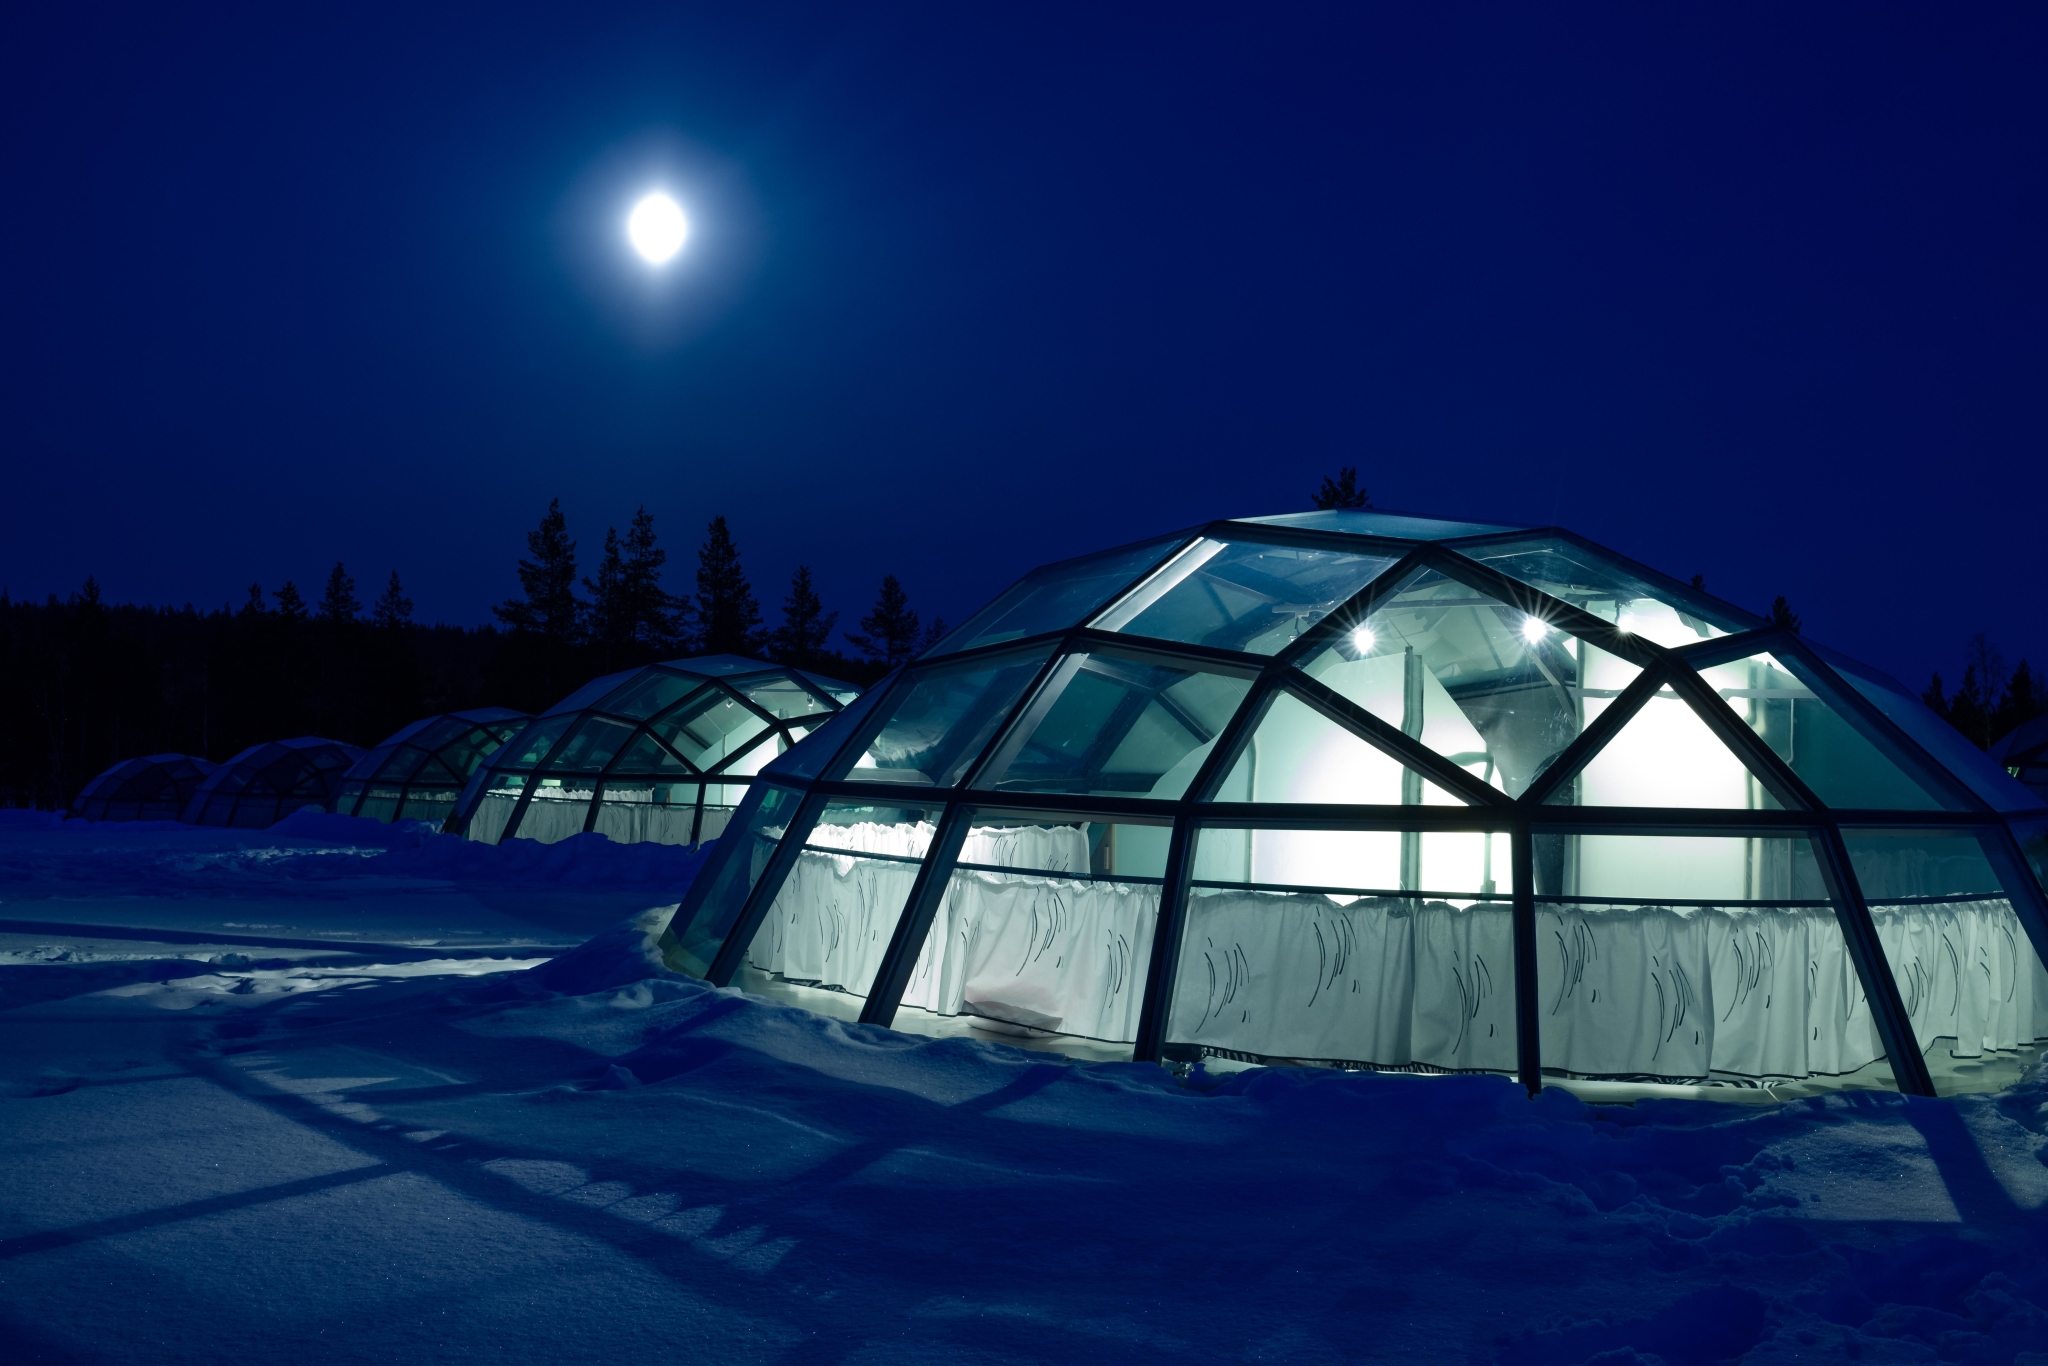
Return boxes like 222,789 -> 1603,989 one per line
0,504 -> 940,809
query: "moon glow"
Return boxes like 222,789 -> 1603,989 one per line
627,193 -> 689,264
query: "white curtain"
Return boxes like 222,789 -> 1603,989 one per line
507,791 -> 595,844
590,801 -> 699,846
1872,898 -> 2048,1057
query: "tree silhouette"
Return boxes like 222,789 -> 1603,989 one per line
1311,468 -> 1371,510
319,562 -> 359,623
1768,596 -> 1800,633
846,575 -> 922,667
771,566 -> 838,670
273,581 -> 309,623
695,514 -> 762,655
494,498 -> 583,644
371,571 -> 413,630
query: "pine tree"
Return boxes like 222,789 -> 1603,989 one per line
917,617 -> 951,654
1995,659 -> 2047,740
1923,671 -> 1951,718
1768,596 -> 1800,633
371,572 -> 413,630
240,583 -> 267,618
1311,468 -> 1371,510
696,515 -> 762,655
494,498 -> 583,643
771,566 -> 838,669
622,506 -> 686,652
845,575 -> 921,667
1689,573 -> 1707,591
274,581 -> 310,622
319,562 -> 359,623
583,526 -> 629,657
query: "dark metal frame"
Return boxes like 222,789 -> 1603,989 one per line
336,710 -> 530,824
659,519 -> 2048,1099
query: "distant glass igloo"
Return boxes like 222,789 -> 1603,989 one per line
450,655 -> 860,848
334,708 -> 530,826
71,754 -> 217,822
660,510 -> 2048,1099
182,737 -> 366,829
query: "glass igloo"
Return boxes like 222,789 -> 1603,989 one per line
334,708 -> 530,826
449,655 -> 860,848
659,511 -> 2048,1099
70,754 -> 217,822
182,737 -> 366,829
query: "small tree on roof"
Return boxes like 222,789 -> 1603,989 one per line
1311,468 -> 1371,510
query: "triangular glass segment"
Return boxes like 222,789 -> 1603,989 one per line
1091,537 -> 1400,655
843,646 -> 1056,787
610,732 -> 693,776
1298,570 -> 1642,799
925,536 -> 1184,657
1695,651 -> 1950,811
1210,692 -> 1467,805
979,651 -> 1254,798
1455,536 -> 1754,646
1545,686 -> 1779,808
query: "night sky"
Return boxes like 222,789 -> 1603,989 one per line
4,5 -> 2043,691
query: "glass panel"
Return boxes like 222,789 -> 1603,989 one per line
1698,651 -> 1949,810
366,747 -> 415,781
497,717 -> 573,771
662,784 -> 806,977
980,651 -> 1253,798
542,668 -> 641,717
1300,570 -> 1641,799
733,674 -> 834,720
1241,509 -> 1518,539
541,716 -> 637,774
927,537 -> 1183,656
1997,720 -> 2048,801
1167,825 -> 1514,1071
1092,538 -> 1399,655
2016,819 -> 2048,896
736,798 -> 945,1022
507,780 -> 595,844
1547,686 -> 1777,809
436,727 -> 513,780
765,685 -> 886,781
894,812 -> 1163,1063
1827,655 -> 2036,811
1535,832 -> 1893,1096
842,646 -> 1056,787
464,772 -> 526,844
609,731 -> 692,775
1842,827 -> 2048,1095
1212,692 -> 1468,806
1458,537 -> 1749,645
590,787 -> 701,845
599,671 -> 706,721
654,688 -> 773,769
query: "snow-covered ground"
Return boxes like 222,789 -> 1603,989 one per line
3,813 -> 2048,1365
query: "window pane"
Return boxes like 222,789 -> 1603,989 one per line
979,652 -> 1253,798
1697,651 -> 1950,810
1300,570 -> 1640,799
1242,509 -> 1518,539
508,780 -> 594,844
1547,686 -> 1777,809
1092,538 -> 1399,655
664,785 -> 806,978
1166,825 -> 1516,1072
842,646 -> 1055,787
1842,828 -> 2048,1096
1829,655 -> 2038,811
2016,819 -> 2048,897
607,731 -> 691,775
1458,537 -> 1750,645
655,688 -> 773,769
465,773 -> 526,844
927,537 -> 1182,656
766,685 -> 886,781
1211,692 -> 1468,805
894,812 -> 1161,1063
733,674 -> 835,720
600,672 -> 706,721
498,717 -> 572,771
736,799 -> 945,1022
542,668 -> 641,717
1535,832 -> 1893,1096
542,717 -> 637,774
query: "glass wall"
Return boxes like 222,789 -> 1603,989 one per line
1842,827 -> 2048,1095
662,784 -> 807,978
1534,831 -> 1890,1095
1165,824 -> 1516,1073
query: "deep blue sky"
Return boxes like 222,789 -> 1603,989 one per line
3,4 -> 2043,690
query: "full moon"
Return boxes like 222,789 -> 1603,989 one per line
627,193 -> 689,264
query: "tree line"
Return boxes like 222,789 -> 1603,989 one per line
0,502 -> 946,809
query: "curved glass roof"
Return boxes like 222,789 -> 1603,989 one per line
336,708 -> 529,826
182,737 -> 365,830
451,656 -> 860,848
70,753 -> 216,823
661,511 -> 2048,1102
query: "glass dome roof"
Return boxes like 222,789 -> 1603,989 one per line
182,737 -> 365,830
658,512 -> 2048,1101
335,708 -> 530,826
450,655 -> 860,848
70,753 -> 216,823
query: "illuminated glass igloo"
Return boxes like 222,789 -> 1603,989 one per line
70,754 -> 217,822
659,511 -> 2048,1099
450,655 -> 860,848
334,708 -> 530,826
182,737 -> 366,829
